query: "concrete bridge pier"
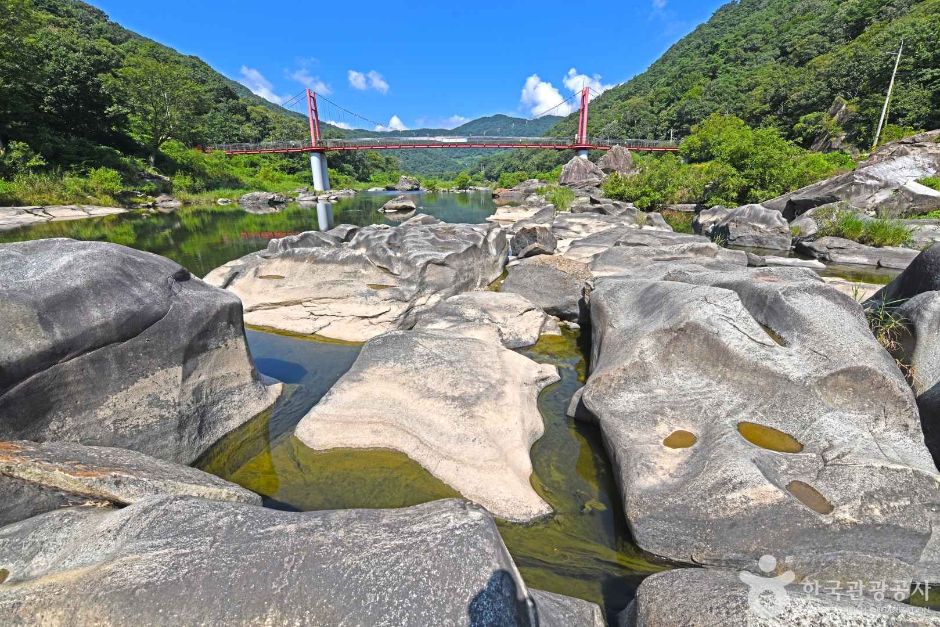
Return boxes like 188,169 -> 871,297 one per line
316,201 -> 335,231
576,148 -> 590,159
310,151 -> 331,192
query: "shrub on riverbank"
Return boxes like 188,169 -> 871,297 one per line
539,185 -> 575,211
602,114 -> 854,210
815,208 -> 911,247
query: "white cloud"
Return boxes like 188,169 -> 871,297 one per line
348,70 -> 368,90
348,69 -> 389,94
287,67 -> 331,95
239,66 -> 287,104
367,70 -> 389,95
374,115 -> 408,132
563,68 -> 614,99
652,0 -> 667,7
520,74 -> 574,116
444,115 -> 470,128
326,120 -> 354,130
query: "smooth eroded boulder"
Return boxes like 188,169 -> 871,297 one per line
501,255 -> 593,321
0,239 -> 280,464
797,236 -> 918,269
708,204 -> 792,250
0,496 -> 598,626
413,291 -> 560,348
380,194 -> 418,213
622,568 -> 940,627
205,217 -> 508,342
581,267 -> 940,585
295,329 -> 559,522
238,191 -> 288,213
0,440 -> 259,526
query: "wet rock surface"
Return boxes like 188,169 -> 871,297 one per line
0,239 -> 280,464
205,215 -> 508,342
0,496 -> 599,626
0,440 -> 259,526
295,329 -> 559,522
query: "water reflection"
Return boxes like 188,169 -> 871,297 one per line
0,191 -> 497,276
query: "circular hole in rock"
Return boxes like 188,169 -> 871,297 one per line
663,430 -> 698,449
737,422 -> 803,453
786,480 -> 834,514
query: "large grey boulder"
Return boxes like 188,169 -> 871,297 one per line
501,255 -> 593,321
295,330 -> 559,522
0,240 -> 280,464
238,191 -> 288,212
588,239 -> 748,278
0,440 -> 259,526
597,145 -> 635,175
510,225 -> 557,258
380,194 -> 418,213
707,204 -> 792,250
559,156 -> 606,189
413,291 -> 561,349
390,175 -> 421,191
531,589 -> 605,627
622,568 -> 940,627
797,236 -> 918,269
564,226 -> 719,265
871,243 -> 940,302
154,194 -> 182,213
764,131 -> 940,219
572,200 -> 638,218
0,496 -> 600,626
580,267 -> 940,585
205,217 -> 508,342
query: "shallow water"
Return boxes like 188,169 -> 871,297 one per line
0,190 -> 496,277
197,328 -> 663,618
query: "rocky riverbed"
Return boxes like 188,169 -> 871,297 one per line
3,137 -> 940,625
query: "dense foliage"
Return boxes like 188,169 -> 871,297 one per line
487,0 -> 938,176
0,0 -> 399,204
601,114 -> 854,208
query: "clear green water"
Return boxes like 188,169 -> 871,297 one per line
0,191 -> 496,277
197,328 -> 664,619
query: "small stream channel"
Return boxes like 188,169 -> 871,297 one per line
196,327 -> 665,618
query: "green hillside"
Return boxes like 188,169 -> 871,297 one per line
0,0 -> 394,204
486,0 -> 939,177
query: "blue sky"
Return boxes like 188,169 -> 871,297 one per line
87,0 -> 726,130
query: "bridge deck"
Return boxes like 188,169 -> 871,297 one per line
210,137 -> 679,155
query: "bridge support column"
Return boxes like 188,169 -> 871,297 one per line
576,149 -> 590,159
310,152 -> 331,192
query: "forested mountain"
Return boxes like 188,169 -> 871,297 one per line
486,0 -> 939,177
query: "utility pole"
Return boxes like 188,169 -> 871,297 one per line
873,39 -> 904,150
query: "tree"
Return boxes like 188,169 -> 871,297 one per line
454,171 -> 472,189
109,46 -> 209,163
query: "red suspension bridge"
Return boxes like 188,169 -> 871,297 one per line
209,86 -> 678,191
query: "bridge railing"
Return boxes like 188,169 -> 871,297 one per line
207,137 -> 678,153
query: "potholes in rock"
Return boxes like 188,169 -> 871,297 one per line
786,480 -> 834,514
0,568 -> 8,584
663,430 -> 698,449
758,324 -> 787,347
366,284 -> 395,290
257,274 -> 285,280
737,422 -> 803,453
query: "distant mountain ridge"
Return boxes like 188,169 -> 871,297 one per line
345,114 -> 561,139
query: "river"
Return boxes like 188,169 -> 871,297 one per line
0,190 -> 663,620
